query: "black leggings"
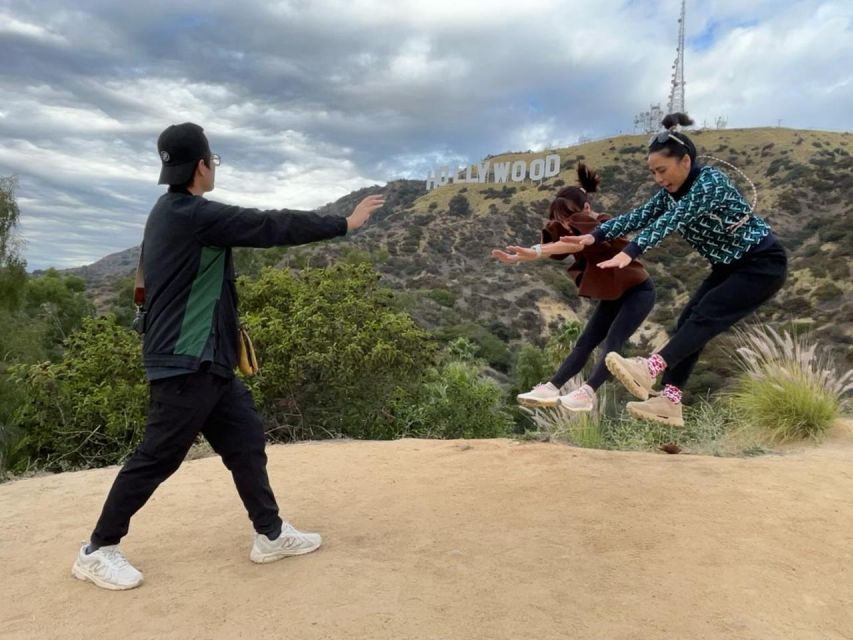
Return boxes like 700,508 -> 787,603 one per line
659,240 -> 788,389
551,279 -> 656,390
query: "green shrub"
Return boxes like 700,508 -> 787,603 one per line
813,282 -> 843,303
524,405 -> 605,448
395,361 -> 514,439
512,344 -> 550,394
476,333 -> 512,371
732,371 -> 840,442
240,263 -> 435,441
448,194 -> 472,217
523,395 -> 740,455
446,337 -> 478,363
731,326 -> 851,442
545,320 -> 582,371
488,320 -> 518,342
439,323 -> 512,372
9,316 -> 147,472
428,288 -> 456,307
817,226 -> 846,243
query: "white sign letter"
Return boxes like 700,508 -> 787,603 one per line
438,166 -> 451,187
493,161 -> 511,183
477,161 -> 490,183
529,159 -> 545,181
426,169 -> 438,191
511,160 -> 527,182
544,154 -> 561,178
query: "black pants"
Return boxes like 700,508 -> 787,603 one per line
659,240 -> 788,389
90,372 -> 282,547
551,279 -> 656,390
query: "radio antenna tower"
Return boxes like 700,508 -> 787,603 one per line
667,0 -> 686,114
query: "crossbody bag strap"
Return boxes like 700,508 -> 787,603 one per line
133,245 -> 145,306
131,245 -> 147,335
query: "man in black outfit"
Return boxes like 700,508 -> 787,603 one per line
72,122 -> 384,590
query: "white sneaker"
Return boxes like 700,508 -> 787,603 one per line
517,382 -> 560,407
250,522 -> 322,564
559,385 -> 596,412
71,544 -> 144,590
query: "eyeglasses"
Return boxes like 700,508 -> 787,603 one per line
210,153 -> 221,167
649,131 -> 688,148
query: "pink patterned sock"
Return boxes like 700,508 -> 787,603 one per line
647,353 -> 667,377
662,384 -> 682,405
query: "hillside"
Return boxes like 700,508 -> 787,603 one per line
273,127 -> 853,379
2,424 -> 853,639
69,128 -> 853,385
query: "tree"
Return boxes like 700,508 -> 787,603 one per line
545,320 -> 582,372
23,269 -> 94,356
239,263 -> 436,440
9,316 -> 147,472
512,343 -> 549,394
0,176 -> 31,472
448,194 -> 471,217
0,176 -> 26,312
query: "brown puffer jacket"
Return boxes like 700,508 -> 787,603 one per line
542,212 -> 649,300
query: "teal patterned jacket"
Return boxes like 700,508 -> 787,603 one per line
595,166 -> 771,265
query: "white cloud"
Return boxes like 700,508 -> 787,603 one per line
0,12 -> 68,45
688,2 -> 852,128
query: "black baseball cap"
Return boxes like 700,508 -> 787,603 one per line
157,122 -> 211,185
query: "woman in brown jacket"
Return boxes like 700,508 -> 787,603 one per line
492,164 -> 655,411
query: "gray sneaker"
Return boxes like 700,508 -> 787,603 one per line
250,522 -> 322,564
71,544 -> 144,590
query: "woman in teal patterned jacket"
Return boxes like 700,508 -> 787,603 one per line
561,113 -> 787,427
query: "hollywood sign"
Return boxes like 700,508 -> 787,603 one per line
426,154 -> 561,190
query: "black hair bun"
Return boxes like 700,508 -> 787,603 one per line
662,112 -> 695,129
576,162 -> 601,194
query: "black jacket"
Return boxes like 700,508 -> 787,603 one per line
141,188 -> 348,379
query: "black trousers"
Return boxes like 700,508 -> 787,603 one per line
90,372 -> 282,547
659,240 -> 788,389
551,279 -> 656,390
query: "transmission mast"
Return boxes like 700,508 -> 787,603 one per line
667,0 -> 686,115
633,104 -> 664,135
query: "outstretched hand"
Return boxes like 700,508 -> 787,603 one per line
491,246 -> 540,265
506,245 -> 539,260
559,234 -> 595,246
347,194 -> 386,231
597,251 -> 633,269
491,249 -> 521,265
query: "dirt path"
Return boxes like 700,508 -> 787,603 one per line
2,424 -> 853,639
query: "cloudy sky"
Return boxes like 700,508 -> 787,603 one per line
1,0 -> 850,269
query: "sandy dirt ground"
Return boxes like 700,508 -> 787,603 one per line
2,422 -> 853,640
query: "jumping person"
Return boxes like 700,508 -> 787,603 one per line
492,163 -> 655,412
72,122 -> 384,590
561,113 -> 787,427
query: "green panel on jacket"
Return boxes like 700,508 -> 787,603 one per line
175,246 -> 225,357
